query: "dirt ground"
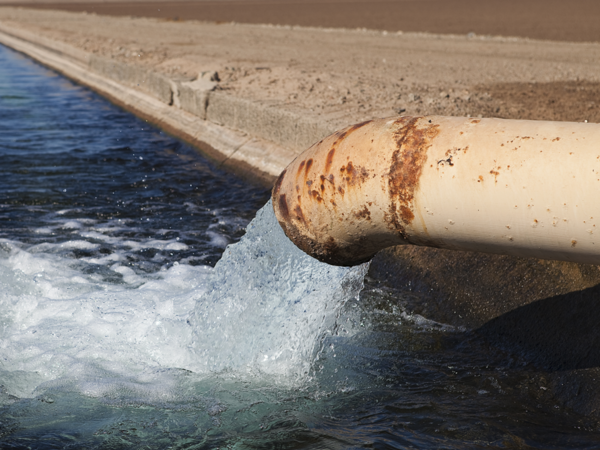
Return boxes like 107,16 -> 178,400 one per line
2,0 -> 600,44
1,6 -> 599,132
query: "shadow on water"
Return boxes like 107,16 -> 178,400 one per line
477,284 -> 600,372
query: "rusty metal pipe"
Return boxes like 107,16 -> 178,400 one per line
272,116 -> 600,266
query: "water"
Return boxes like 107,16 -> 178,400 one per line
1,44 -> 600,449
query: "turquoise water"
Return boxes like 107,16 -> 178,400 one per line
1,44 -> 600,449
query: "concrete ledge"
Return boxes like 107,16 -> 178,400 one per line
89,55 -> 178,105
177,76 -> 215,120
206,91 -> 336,152
0,21 -> 320,185
0,20 -> 89,65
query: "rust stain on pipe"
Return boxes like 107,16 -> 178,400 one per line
273,117 -> 437,265
273,115 -> 600,266
387,117 -> 440,240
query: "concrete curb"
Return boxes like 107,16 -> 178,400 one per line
0,21 -> 335,185
206,91 -> 336,152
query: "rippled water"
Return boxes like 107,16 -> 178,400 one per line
2,44 -> 600,449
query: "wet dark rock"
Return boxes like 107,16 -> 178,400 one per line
369,244 -> 600,416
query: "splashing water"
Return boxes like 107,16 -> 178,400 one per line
0,201 -> 366,401
190,201 -> 368,381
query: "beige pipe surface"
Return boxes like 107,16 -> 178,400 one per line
272,115 -> 600,266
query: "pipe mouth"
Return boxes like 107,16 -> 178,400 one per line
275,215 -> 376,266
271,116 -> 431,266
272,174 -> 376,266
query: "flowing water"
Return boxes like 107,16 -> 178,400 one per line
1,44 -> 600,449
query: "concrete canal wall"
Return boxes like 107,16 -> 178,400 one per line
0,19 -> 333,185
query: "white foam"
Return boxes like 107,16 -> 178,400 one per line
206,230 -> 229,249
33,227 -> 54,234
82,252 -> 124,265
111,264 -> 144,284
61,220 -> 84,229
0,202 -> 367,400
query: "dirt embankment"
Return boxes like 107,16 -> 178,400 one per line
3,0 -> 600,44
0,6 -> 599,132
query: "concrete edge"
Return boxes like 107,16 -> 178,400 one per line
206,91 -> 337,152
0,20 -> 90,64
0,21 -> 329,186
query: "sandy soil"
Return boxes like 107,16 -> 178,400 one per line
3,0 -> 600,44
0,6 -> 599,131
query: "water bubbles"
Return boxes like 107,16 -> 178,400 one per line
0,202 -> 368,399
189,201 -> 368,383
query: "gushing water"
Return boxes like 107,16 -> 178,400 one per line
190,202 -> 367,380
0,202 -> 366,401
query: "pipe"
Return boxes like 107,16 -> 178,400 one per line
272,115 -> 600,266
